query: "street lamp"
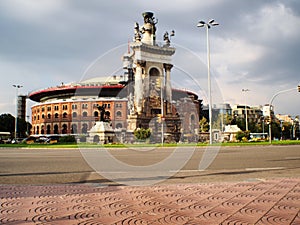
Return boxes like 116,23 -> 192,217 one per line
197,19 -> 219,144
13,84 -> 23,140
242,89 -> 250,131
268,87 -> 298,144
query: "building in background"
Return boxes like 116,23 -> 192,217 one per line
17,95 -> 27,121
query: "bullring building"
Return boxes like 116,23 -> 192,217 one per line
28,12 -> 202,142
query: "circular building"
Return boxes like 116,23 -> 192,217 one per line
29,75 -> 201,141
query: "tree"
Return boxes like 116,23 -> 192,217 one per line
199,117 -> 209,132
0,113 -> 30,138
134,128 -> 151,141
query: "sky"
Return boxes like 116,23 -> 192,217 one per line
0,0 -> 299,120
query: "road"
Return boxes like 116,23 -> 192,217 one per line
0,145 -> 299,185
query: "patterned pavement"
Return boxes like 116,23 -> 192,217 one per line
0,178 -> 299,224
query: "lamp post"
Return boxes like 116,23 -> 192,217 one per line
13,84 -> 23,140
242,89 -> 250,131
197,19 -> 219,144
268,87 -> 298,144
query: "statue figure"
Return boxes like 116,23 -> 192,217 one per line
134,22 -> 141,42
163,30 -> 175,47
97,105 -> 110,122
163,31 -> 170,46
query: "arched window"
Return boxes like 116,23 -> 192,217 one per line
36,126 -> 39,135
62,124 -> 67,134
82,112 -> 88,117
63,112 -> 67,118
46,125 -> 51,134
116,123 -> 123,129
72,112 -> 77,118
116,111 -> 122,117
47,114 -> 51,119
94,111 -> 99,117
71,124 -> 77,134
82,123 -> 88,134
191,114 -> 195,131
54,124 -> 59,134
55,113 -> 59,118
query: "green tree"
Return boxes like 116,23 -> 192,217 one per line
199,117 -> 209,132
0,113 -> 29,138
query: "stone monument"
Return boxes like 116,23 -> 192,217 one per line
88,105 -> 115,144
123,12 -> 181,143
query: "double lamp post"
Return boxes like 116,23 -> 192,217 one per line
197,19 -> 219,144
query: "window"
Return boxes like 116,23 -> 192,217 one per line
82,103 -> 88,109
47,106 -> 51,111
82,123 -> 88,134
72,104 -> 77,110
72,112 -> 77,118
62,124 -> 67,134
116,111 -> 122,117
71,124 -> 77,134
94,111 -> 99,117
63,112 -> 67,118
54,105 -> 59,111
54,124 -> 59,134
62,105 -> 68,110
82,112 -> 88,117
47,114 -> 51,119
42,114 -> 45,119
116,123 -> 123,129
41,107 -> 45,112
46,125 -> 51,134
55,113 -> 59,118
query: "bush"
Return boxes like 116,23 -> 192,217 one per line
134,128 -> 151,141
235,131 -> 250,142
59,135 -> 76,143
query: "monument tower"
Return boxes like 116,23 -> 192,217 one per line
123,12 -> 181,142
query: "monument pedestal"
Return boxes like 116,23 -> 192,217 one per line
88,121 -> 115,144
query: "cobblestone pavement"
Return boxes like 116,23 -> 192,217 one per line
0,178 -> 299,224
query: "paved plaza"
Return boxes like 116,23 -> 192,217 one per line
0,178 -> 299,224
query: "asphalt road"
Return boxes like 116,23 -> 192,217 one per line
0,145 -> 299,185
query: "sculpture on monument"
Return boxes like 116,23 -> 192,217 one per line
97,105 -> 110,122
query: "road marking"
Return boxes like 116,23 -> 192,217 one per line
285,157 -> 300,160
169,170 -> 205,173
245,167 -> 285,171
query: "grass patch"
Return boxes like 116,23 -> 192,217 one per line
1,140 -> 300,149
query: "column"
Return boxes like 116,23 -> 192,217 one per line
134,61 -> 145,114
164,63 -> 173,104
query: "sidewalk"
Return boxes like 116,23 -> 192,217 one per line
1,178 -> 299,224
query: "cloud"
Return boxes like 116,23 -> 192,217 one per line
0,0 -> 299,117
0,0 -> 66,23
